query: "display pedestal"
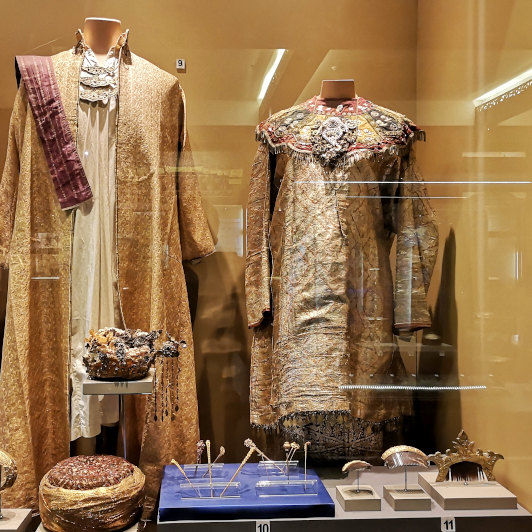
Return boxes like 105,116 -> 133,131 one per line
0,509 -> 32,532
336,485 -> 381,511
159,463 -> 334,522
382,485 -> 431,511
82,368 -> 155,395
157,466 -> 532,531
82,369 -> 154,460
418,471 -> 518,510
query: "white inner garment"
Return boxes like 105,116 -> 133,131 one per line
70,47 -> 121,440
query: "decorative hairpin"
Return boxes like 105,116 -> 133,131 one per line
220,441 -> 257,497
304,441 -> 311,482
245,438 -> 283,473
201,446 -> 225,478
286,442 -> 300,480
171,459 -> 200,497
195,440 -> 205,474
206,440 -> 213,497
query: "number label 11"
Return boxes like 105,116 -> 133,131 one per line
256,520 -> 271,532
441,517 -> 456,531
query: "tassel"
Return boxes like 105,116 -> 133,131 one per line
153,335 -> 186,422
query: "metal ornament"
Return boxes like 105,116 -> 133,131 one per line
342,459 -> 371,494
381,445 -> 429,469
0,450 -> 17,520
382,445 -> 428,493
429,430 -> 504,483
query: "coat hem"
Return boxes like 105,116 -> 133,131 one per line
250,410 -> 403,432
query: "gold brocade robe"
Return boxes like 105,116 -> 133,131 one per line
0,47 -> 214,513
246,97 -> 438,456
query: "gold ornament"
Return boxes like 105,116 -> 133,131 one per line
428,430 -> 504,482
0,450 -> 17,520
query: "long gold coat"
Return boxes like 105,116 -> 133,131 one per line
246,97 -> 438,457
0,46 -> 214,513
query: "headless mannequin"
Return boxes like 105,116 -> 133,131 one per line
319,79 -> 357,101
82,17 -> 123,65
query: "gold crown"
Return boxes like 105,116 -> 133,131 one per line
428,430 -> 504,482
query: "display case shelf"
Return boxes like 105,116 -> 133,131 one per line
157,466 -> 532,531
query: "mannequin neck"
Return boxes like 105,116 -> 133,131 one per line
83,17 -> 123,64
319,79 -> 357,101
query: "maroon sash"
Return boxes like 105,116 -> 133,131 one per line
16,55 -> 92,210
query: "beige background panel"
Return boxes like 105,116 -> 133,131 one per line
417,0 -> 532,513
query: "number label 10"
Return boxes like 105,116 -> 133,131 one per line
256,521 -> 271,532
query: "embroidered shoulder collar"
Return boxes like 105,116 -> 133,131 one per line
256,96 -> 425,166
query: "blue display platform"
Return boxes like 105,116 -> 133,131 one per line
158,462 -> 335,521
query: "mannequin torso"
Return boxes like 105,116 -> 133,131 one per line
319,79 -> 357,102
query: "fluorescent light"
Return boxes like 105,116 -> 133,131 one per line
258,49 -> 285,102
462,152 -> 526,158
473,67 -> 532,109
296,180 -> 532,184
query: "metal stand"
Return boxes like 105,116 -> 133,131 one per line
82,369 -> 154,460
119,395 -> 127,459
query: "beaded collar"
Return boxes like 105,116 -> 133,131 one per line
75,29 -> 129,104
256,96 -> 424,166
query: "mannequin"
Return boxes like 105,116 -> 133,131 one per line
82,17 -> 123,64
319,79 -> 357,100
1,20 -> 214,515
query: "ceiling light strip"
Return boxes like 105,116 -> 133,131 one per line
474,67 -> 532,110
258,49 -> 285,102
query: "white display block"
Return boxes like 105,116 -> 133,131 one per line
382,484 -> 431,511
0,509 -> 32,531
82,368 -> 154,395
418,471 -> 517,510
336,484 -> 381,511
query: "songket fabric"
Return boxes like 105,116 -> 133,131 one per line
246,96 -> 438,458
39,455 -> 144,532
0,34 -> 214,514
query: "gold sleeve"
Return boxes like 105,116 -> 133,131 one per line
393,153 -> 439,334
0,85 -> 26,268
176,86 -> 215,261
245,143 -> 272,328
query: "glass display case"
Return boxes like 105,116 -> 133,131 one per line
0,0 -> 531,529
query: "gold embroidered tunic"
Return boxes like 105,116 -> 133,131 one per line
0,37 -> 214,514
246,96 -> 438,456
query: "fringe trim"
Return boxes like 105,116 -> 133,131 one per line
256,129 -> 426,170
250,410 -> 403,433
